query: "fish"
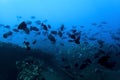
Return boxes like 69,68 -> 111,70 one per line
0,24 -> 4,27
41,23 -> 48,31
74,62 -> 79,68
30,26 -> 39,31
71,29 -> 77,33
80,59 -> 92,70
23,41 -> 31,50
68,34 -> 76,39
111,34 -> 120,41
88,37 -> 97,41
97,55 -> 116,69
35,20 -> 41,25
4,25 -> 10,29
74,35 -> 80,44
91,22 -> 97,26
101,21 -> 107,24
30,16 -> 36,19
97,40 -> 104,48
3,31 -> 13,38
26,20 -> 32,25
48,34 -> 56,43
68,40 -> 74,42
18,21 -> 30,34
58,31 -> 63,37
48,24 -> 51,29
80,26 -> 85,28
35,31 -> 41,35
60,43 -> 64,46
60,24 -> 65,31
51,30 -> 57,35
94,49 -> 105,59
32,39 -> 37,44
13,28 -> 19,32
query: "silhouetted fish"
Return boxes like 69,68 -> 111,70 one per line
88,37 -> 97,41
58,31 -> 63,37
23,41 -> 31,50
41,23 -> 48,31
26,20 -> 32,25
111,34 -> 120,41
74,35 -> 80,44
32,39 -> 37,44
101,21 -> 107,24
30,26 -> 39,31
30,16 -> 36,19
51,30 -> 57,35
80,26 -> 85,28
48,24 -> 51,29
4,25 -> 10,29
13,28 -> 19,32
48,34 -> 56,43
0,24 -> 4,27
3,31 -> 13,38
18,21 -> 30,34
35,20 -> 41,25
97,40 -> 104,48
68,40 -> 74,42
60,24 -> 65,31
98,55 -> 116,69
80,59 -> 92,70
92,22 -> 97,26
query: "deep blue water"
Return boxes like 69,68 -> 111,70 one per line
0,0 -> 120,80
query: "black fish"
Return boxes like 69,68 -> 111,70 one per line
26,20 -> 32,25
74,62 -> 79,68
60,24 -> 65,31
98,55 -> 116,69
51,30 -> 57,35
3,31 -> 13,38
35,20 -> 41,25
35,31 -> 41,35
80,59 -> 92,70
13,28 -> 19,32
32,40 -> 37,44
18,21 -> 30,34
23,41 -> 31,50
80,26 -> 85,28
48,34 -> 56,43
92,23 -> 97,26
41,23 -> 48,31
111,34 -> 120,41
88,37 -> 97,41
48,24 -> 51,29
30,16 -> 36,19
30,26 -> 39,31
58,31 -> 63,37
60,43 -> 64,46
4,25 -> 10,29
101,21 -> 107,24
97,40 -> 104,48
68,40 -> 74,42
68,34 -> 76,39
0,24 -> 4,27
71,29 -> 77,33
24,41 -> 30,46
94,49 -> 105,59
74,35 -> 80,44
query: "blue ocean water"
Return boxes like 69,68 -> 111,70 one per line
0,0 -> 120,80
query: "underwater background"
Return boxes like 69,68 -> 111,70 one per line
0,0 -> 120,80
